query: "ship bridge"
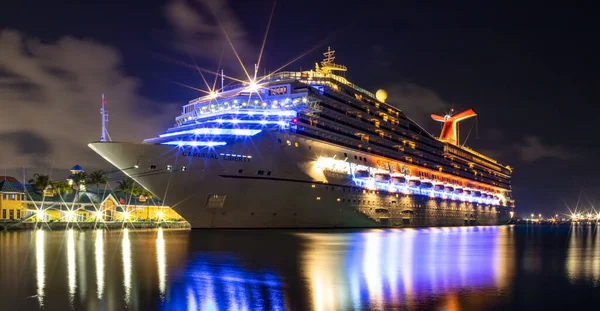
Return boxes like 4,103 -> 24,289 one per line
143,80 -> 321,147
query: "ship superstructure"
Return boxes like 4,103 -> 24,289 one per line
90,48 -> 514,228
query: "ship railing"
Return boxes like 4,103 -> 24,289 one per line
218,71 -> 377,99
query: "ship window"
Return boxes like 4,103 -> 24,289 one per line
295,142 -> 299,147
166,165 -> 172,171
316,197 -> 321,200
257,170 -> 264,175
238,169 -> 243,174
359,156 -> 363,161
267,171 -> 272,176
181,166 -> 187,172
354,155 -> 357,160
344,153 -> 348,158
278,138 -> 282,143
150,165 -> 156,169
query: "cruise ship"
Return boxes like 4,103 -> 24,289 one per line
90,48 -> 515,228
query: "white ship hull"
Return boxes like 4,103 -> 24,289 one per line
89,132 -> 511,228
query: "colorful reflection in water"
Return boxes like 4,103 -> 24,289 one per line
7,226 -> 521,310
300,226 -> 514,310
161,255 -> 285,311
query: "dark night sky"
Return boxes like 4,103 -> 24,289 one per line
1,0 -> 599,217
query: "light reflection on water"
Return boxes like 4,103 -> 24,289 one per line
67,229 -> 76,303
300,226 -> 514,311
95,230 -> 104,300
35,229 -> 45,307
156,227 -> 167,300
565,225 -> 600,283
122,228 -> 132,306
8,225 -> 600,310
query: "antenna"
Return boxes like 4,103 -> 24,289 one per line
100,93 -> 112,142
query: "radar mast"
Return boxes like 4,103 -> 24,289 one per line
315,47 -> 347,74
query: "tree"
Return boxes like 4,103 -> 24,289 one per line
28,173 -> 51,193
87,170 -> 108,190
51,181 -> 73,196
116,178 -> 142,196
71,172 -> 88,189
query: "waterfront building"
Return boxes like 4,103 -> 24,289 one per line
0,177 -> 26,221
25,187 -> 184,222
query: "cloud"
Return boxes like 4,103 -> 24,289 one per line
385,83 -> 450,126
515,136 -> 575,162
163,0 -> 256,77
0,30 -> 177,173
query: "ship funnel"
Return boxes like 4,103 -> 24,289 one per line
431,109 -> 477,145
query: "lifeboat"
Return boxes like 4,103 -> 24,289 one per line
434,185 -> 444,191
391,176 -> 406,184
463,190 -> 472,195
473,191 -> 482,197
408,180 -> 421,187
354,170 -> 370,178
455,188 -> 464,194
444,186 -> 454,192
374,173 -> 391,182
421,182 -> 433,189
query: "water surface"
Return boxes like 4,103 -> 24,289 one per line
1,225 -> 600,310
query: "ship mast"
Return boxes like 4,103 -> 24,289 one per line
100,93 -> 112,142
315,47 -> 348,74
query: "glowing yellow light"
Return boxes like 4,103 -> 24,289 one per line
123,211 -> 130,220
316,197 -> 321,200
66,211 -> 75,221
209,91 -> 218,99
157,211 -> 164,220
37,210 -> 45,221
95,211 -> 103,219
337,198 -> 341,202
247,80 -> 259,92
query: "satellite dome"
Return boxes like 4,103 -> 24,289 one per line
375,89 -> 388,103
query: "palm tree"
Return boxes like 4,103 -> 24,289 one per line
116,178 -> 141,196
87,170 -> 108,190
28,173 -> 51,193
116,178 -> 142,218
51,181 -> 73,195
71,172 -> 88,190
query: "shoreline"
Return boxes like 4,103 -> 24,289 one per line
0,221 -> 191,231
